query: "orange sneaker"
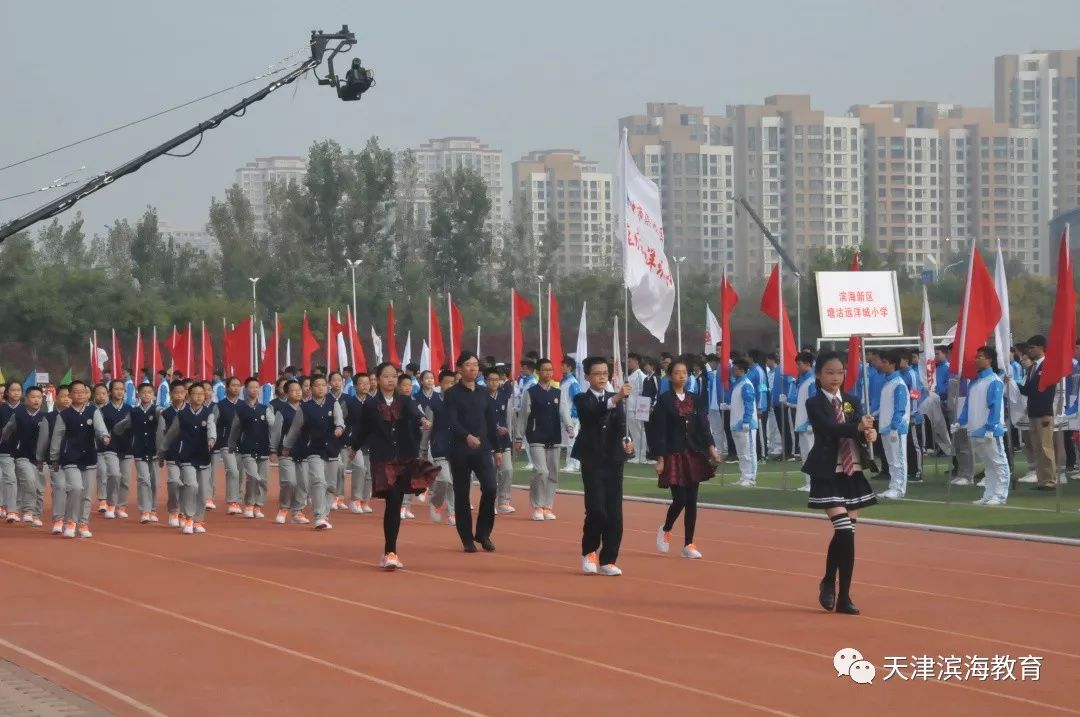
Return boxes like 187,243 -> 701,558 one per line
275,509 -> 288,524
97,500 -> 108,513
656,526 -> 671,554
194,521 -> 207,534
139,512 -> 152,524
205,498 -> 217,510
227,502 -> 242,515
167,512 -> 180,527
76,522 -> 93,538
581,552 -> 599,574
51,519 -> 64,534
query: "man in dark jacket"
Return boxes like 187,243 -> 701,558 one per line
1018,335 -> 1058,490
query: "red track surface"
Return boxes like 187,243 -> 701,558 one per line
1,473 -> 1078,716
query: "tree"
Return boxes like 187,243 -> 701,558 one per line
538,216 -> 563,282
427,167 -> 493,293
207,185 -> 262,300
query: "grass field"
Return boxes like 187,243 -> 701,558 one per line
517,452 -> 1080,540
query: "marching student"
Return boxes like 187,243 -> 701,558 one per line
444,351 -> 502,553
348,362 -> 436,569
960,347 -> 1011,506
396,373 -> 421,519
157,381 -> 188,527
44,386 -> 72,532
215,377 -> 242,514
730,359 -> 760,487
792,351 -> 817,492
269,380 -> 308,524
560,357 -> 583,473
230,377 -> 275,519
121,368 -> 137,407
516,359 -> 539,470
419,370 -> 457,526
328,371 -> 353,512
486,366 -> 515,515
100,379 -> 134,519
156,371 -> 171,408
0,381 -> 23,522
127,383 -> 160,524
626,354 -> 646,464
515,358 -> 575,521
575,357 -> 633,576
49,380 -> 109,538
89,383 -> 110,515
876,350 -> 910,501
1,385 -> 48,526
802,351 -> 878,616
282,374 -> 345,530
348,373 -> 374,513
158,383 -> 217,534
639,357 -> 660,463
650,358 -> 721,559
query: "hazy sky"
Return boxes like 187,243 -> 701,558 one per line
3,0 -> 1079,237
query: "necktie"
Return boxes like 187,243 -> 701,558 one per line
833,398 -> 855,476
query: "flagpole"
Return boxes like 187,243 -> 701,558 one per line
152,326 -> 158,386
476,325 -> 481,356
509,288 -> 516,373
623,285 -> 629,383
537,276 -> 544,357
274,311 -> 279,377
447,293 -> 455,365
778,259 -> 788,491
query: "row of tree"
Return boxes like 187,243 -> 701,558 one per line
0,136 -> 1062,377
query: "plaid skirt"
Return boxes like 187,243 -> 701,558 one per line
371,458 -> 441,499
807,471 -> 878,511
658,449 -> 716,488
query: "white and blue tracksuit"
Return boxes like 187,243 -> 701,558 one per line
959,367 -> 1010,503
793,370 -> 816,487
730,375 -> 759,485
157,381 -> 170,408
878,371 -> 910,496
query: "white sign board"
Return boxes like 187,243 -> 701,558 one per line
815,271 -> 903,338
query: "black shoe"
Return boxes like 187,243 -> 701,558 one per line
1032,484 -> 1056,492
871,472 -> 889,481
835,599 -> 861,615
478,537 -> 496,552
462,542 -> 478,553
818,578 -> 836,611
907,472 -> 923,483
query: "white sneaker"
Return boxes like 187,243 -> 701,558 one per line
379,552 -> 404,570
417,491 -> 428,503
972,497 -> 988,505
950,477 -> 972,486
496,504 -> 516,514
448,515 -> 456,526
599,564 -> 623,576
181,522 -> 194,535
168,515 -> 180,528
350,502 -> 364,514
681,544 -> 703,559
878,489 -> 904,499
983,498 -> 1007,506
402,508 -> 415,520
796,484 -> 811,492
581,553 -> 599,575
315,518 -> 332,530
1018,472 -> 1038,484
243,507 -> 255,519
656,526 -> 671,554
543,509 -> 557,521
531,508 -> 545,521
148,513 -> 159,523
194,523 -> 206,534
736,479 -> 756,487
362,503 -> 374,514
77,525 -> 93,539
254,508 -> 265,519
274,512 -> 287,524
523,463 -> 535,471
104,509 -> 116,520
974,479 -> 985,488
62,525 -> 76,539
21,512 -> 34,524
116,507 -> 129,519
429,504 -> 443,523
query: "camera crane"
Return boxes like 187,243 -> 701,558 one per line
0,25 -> 374,244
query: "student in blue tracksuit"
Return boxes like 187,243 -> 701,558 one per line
791,352 -> 817,491
745,351 -> 768,458
211,372 -> 227,404
560,358 -> 583,473
769,355 -> 796,459
876,350 -> 910,500
730,359 -> 760,486
156,372 -> 171,408
899,353 -> 924,482
121,369 -> 137,407
960,346 -> 1010,506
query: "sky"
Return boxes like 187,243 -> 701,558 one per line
3,0 -> 1079,237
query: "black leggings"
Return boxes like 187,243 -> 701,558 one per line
382,479 -> 409,554
663,482 -> 700,546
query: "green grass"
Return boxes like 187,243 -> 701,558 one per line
512,454 -> 1080,540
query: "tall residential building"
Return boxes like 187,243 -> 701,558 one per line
618,103 -> 736,277
995,51 -> 1080,273
726,95 -> 863,277
413,137 -> 503,231
511,150 -> 613,274
235,156 -> 308,234
159,220 -> 213,254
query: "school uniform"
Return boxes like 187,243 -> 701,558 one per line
960,367 -> 1010,505
282,397 -> 345,526
269,400 -> 304,517
49,403 -> 109,534
877,371 -> 910,497
793,370 -> 817,490
729,375 -> 759,485
212,380 -> 227,404
156,404 -> 185,523
900,365 -> 924,480
489,387 -> 514,509
516,374 -> 539,469
229,400 -> 275,514
801,389 -> 878,511
626,369 -> 647,463
516,382 -> 573,516
704,369 -> 726,457
126,402 -> 160,519
418,390 -> 455,520
560,374 -> 583,472
158,404 -> 217,530
1,405 -> 49,521
100,401 -> 134,514
214,397 -> 242,509
640,372 -> 660,463
346,393 -> 373,509
573,388 -> 629,570
443,381 -> 500,549
0,400 -> 20,518
328,390 -> 353,506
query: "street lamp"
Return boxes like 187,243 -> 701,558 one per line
536,274 -> 545,357
673,256 -> 687,355
249,276 -> 260,370
346,259 -> 363,329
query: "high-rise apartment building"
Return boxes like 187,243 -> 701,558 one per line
234,156 -> 308,234
412,137 -> 503,231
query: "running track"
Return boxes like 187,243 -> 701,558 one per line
0,475 -> 1077,716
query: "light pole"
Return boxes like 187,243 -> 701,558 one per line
536,274 -> 544,357
249,276 -> 260,370
673,256 -> 687,355
346,259 -> 362,328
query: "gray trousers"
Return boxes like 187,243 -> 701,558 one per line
429,457 -> 456,514
215,450 -> 240,504
56,466 -> 92,524
134,459 -> 157,514
14,458 -> 44,516
277,457 -> 298,511
241,455 -> 269,507
165,462 -> 181,514
79,464 -> 107,524
295,458 -> 310,511
334,447 -> 350,497
953,428 -> 975,481
102,452 -> 133,508
96,455 -> 108,500
303,455 -> 334,521
527,445 -> 560,509
629,417 -> 648,462
0,454 -> 16,513
495,449 -> 513,504
180,464 -> 212,520
350,450 -> 371,502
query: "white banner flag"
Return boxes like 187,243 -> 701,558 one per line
612,316 -> 624,392
419,340 -> 431,373
336,327 -> 349,370
574,302 -> 587,386
920,284 -> 935,391
993,239 -> 1012,373
618,129 -> 674,341
370,326 -> 384,365
704,304 -> 721,355
402,331 -> 413,369
284,339 -> 292,370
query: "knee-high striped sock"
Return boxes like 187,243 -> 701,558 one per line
824,512 -> 853,582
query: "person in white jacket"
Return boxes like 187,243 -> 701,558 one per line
959,347 -> 1011,506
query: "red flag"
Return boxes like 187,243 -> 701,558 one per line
327,310 -> 348,373
949,243 -> 1002,380
91,331 -> 102,384
386,304 -> 400,367
429,298 -> 446,372
223,317 -> 253,379
200,322 -> 214,381
170,325 -> 192,378
449,296 -> 465,370
111,329 -> 124,377
346,307 -> 368,374
511,290 -> 534,372
151,327 -> 162,386
548,288 -> 563,382
301,313 -> 320,375
719,274 -> 739,387
1040,227 -> 1076,391
133,328 -> 144,385
760,266 -> 798,377
163,326 -> 179,371
844,252 -> 863,392
258,319 -> 281,385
